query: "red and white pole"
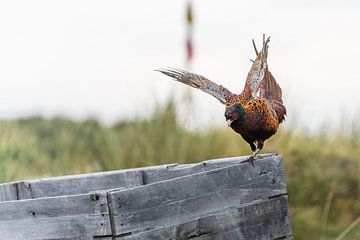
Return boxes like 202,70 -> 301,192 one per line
185,0 -> 194,70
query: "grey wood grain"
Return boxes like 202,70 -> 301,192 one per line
119,196 -> 291,240
0,182 -> 17,202
0,154 -> 276,202
0,191 -> 112,239
0,169 -> 144,202
108,155 -> 286,236
142,154 -> 276,184
0,154 -> 291,239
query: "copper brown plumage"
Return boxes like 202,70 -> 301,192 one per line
156,35 -> 286,165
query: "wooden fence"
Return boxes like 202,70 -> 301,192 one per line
0,154 -> 292,239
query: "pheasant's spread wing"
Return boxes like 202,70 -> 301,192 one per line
156,68 -> 233,104
243,35 -> 271,99
259,69 -> 287,123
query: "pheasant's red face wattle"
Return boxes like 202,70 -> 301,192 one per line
231,112 -> 238,121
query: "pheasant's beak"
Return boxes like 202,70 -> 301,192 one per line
226,119 -> 233,127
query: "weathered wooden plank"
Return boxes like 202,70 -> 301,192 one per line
0,154 -> 291,239
0,216 -> 107,240
0,169 -> 144,202
143,154 -> 276,184
0,191 -> 112,239
0,154 -> 276,202
28,170 -> 143,199
119,196 -> 291,240
108,155 -> 285,236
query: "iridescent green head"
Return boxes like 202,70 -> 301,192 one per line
224,104 -> 245,126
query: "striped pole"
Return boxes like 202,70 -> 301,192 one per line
185,0 -> 194,70
182,0 -> 195,117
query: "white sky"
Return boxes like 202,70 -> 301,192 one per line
0,0 -> 360,130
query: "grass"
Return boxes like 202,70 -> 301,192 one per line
0,100 -> 359,239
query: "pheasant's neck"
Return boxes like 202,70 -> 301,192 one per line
230,118 -> 244,131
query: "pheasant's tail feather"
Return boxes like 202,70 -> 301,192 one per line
243,34 -> 271,99
156,68 -> 233,104
260,70 -> 282,101
260,70 -> 286,123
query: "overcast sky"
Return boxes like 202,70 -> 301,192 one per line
0,0 -> 359,130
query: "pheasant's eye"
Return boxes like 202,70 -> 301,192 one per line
231,112 -> 238,120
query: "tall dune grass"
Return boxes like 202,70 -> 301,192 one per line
0,100 -> 359,239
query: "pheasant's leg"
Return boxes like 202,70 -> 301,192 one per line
241,142 -> 257,167
252,140 -> 264,159
248,150 -> 259,167
250,142 -> 256,152
250,148 -> 261,162
241,141 -> 264,167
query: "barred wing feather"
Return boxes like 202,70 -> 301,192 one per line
156,68 -> 233,104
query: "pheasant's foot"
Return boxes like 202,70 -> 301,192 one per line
240,156 -> 256,167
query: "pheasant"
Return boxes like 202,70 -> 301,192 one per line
157,35 -> 286,166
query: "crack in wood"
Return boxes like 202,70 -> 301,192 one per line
268,193 -> 288,199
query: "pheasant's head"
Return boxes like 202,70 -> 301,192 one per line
225,104 -> 245,127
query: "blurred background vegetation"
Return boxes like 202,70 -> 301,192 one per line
0,99 -> 359,239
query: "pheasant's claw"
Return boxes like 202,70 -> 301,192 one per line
241,156 -> 256,167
